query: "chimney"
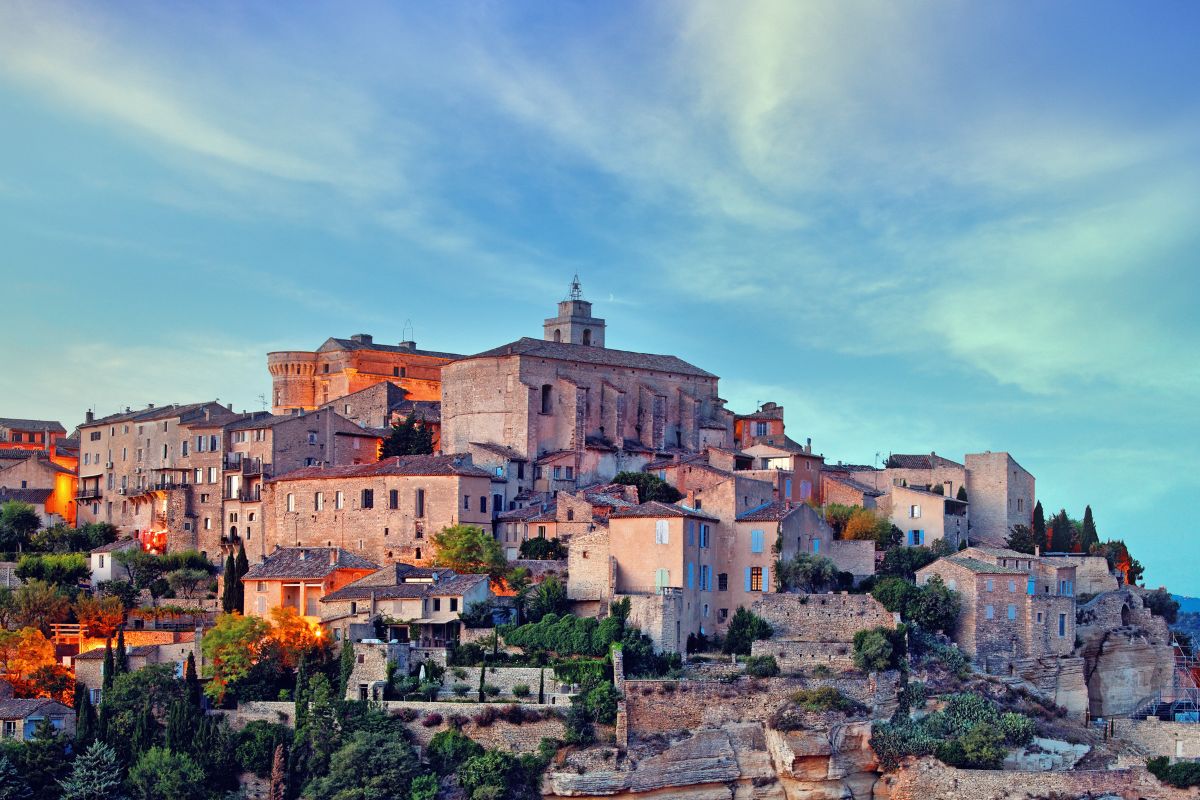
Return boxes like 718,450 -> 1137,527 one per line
148,403 -> 154,409
329,547 -> 338,566
1034,545 -> 1041,557
125,407 -> 131,413
806,437 -> 812,453
299,549 -> 307,561
399,340 -> 416,349
85,410 -> 94,424
350,333 -> 373,345
227,403 -> 233,411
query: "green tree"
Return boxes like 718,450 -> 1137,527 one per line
775,553 -> 838,593
518,537 -> 567,560
114,628 -> 129,676
956,486 -> 968,502
183,653 -> 201,708
427,729 -> 483,775
235,721 -> 293,779
165,568 -> 208,599
74,690 -> 98,749
526,575 -> 569,623
305,725 -> 422,800
0,501 -> 40,552
957,722 -> 1007,769
431,525 -> 506,580
100,665 -> 183,766
1048,509 -> 1075,552
879,546 -> 938,581
409,773 -> 438,800
102,639 -> 115,692
1032,501 -> 1046,548
722,607 -> 773,655
1004,524 -> 1037,555
337,641 -> 356,700
871,577 -> 918,614
905,576 -> 960,633
381,414 -> 435,457
58,741 -> 126,800
0,755 -> 31,800
12,580 -> 70,634
221,552 -> 237,614
14,718 -> 68,800
1079,506 -> 1099,552
127,748 -> 206,800
611,471 -> 682,503
852,626 -> 906,673
201,612 -> 271,703
233,543 -> 249,612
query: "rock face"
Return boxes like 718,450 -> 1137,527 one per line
1001,737 -> 1089,771
1076,589 -> 1177,716
767,721 -> 879,799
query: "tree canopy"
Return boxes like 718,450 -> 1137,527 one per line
431,525 -> 507,580
611,472 -> 682,503
380,414 -> 434,458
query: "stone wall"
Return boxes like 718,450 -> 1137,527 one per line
441,666 -> 572,702
618,590 -> 683,654
827,539 -> 876,579
1077,589 -> 1177,716
751,639 -> 855,672
876,757 -> 1200,800
1113,718 -> 1200,759
750,592 -> 896,643
567,529 -> 611,601
1073,555 -> 1120,594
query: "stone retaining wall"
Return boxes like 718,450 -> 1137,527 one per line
441,665 -> 572,702
751,592 -> 896,643
1114,718 -> 1200,759
751,639 -> 855,672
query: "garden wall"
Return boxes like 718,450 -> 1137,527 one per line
751,593 -> 896,643
1113,718 -> 1200,759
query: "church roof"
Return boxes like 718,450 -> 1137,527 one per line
462,337 -> 716,378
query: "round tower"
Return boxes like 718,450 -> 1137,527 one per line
267,351 -> 319,414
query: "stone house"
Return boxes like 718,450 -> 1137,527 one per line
769,501 -> 876,583
260,454 -> 494,567
320,382 -> 444,453
0,418 -> 67,452
916,546 -> 1077,666
73,636 -> 203,702
319,564 -> 491,648
0,697 -> 75,741
243,547 -> 379,624
818,468 -> 883,509
495,484 -> 637,559
440,286 -> 736,491
879,483 -> 968,549
0,452 -> 77,526
268,334 -> 462,415
88,538 -> 140,585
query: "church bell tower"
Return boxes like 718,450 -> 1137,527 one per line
543,275 -> 606,347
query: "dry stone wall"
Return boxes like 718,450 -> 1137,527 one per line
751,592 -> 896,643
1113,718 -> 1200,759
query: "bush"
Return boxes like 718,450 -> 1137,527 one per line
899,680 -> 927,710
427,729 -> 482,775
871,577 -> 917,613
852,625 -> 906,672
942,693 -> 998,735
482,683 -> 501,698
421,712 -> 443,728
235,721 -> 292,779
518,537 -> 567,560
743,655 -> 780,677
1148,756 -> 1200,788
956,722 -> 1007,769
1144,589 -> 1180,624
473,706 -> 499,727
870,720 -> 938,771
512,683 -> 531,698
789,686 -> 865,714
999,712 -> 1035,746
452,684 -> 470,697
563,700 -> 594,745
584,683 -> 620,725
723,607 -> 773,656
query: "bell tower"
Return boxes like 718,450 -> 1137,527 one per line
543,275 -> 606,347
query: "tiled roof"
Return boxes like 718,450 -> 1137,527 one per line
224,413 -> 295,432
396,400 -> 441,423
321,565 -> 486,602
941,556 -> 1028,575
0,488 -> 52,505
0,699 -> 71,719
497,506 -> 545,522
244,548 -> 379,580
75,644 -> 160,660
608,501 -> 720,522
508,559 -> 566,579
90,538 -> 140,554
0,452 -> 74,475
0,419 -> 66,433
269,454 -> 491,482
822,473 -> 884,497
462,337 -> 716,378
822,463 -> 878,473
469,442 -> 528,461
968,546 -> 1036,561
736,501 -> 800,522
584,493 -> 635,509
318,337 -> 464,360
886,453 -> 964,470
83,402 -> 235,428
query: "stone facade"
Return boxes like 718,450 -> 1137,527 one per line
0,452 -> 77,526
566,528 -> 612,603
1113,718 -> 1200,759
878,483 -> 968,549
963,451 -> 1036,546
268,334 -> 460,415
261,454 -> 494,568
751,593 -> 897,643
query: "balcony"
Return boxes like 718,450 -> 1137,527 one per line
221,490 -> 262,503
222,453 -> 243,471
75,488 -> 102,501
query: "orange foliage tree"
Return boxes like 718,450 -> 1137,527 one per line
74,595 -> 127,639
0,627 -> 56,684
268,606 -> 324,668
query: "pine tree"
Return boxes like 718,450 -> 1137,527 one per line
164,700 -> 196,753
1049,509 -> 1075,553
222,551 -> 237,614
58,741 -> 126,800
234,543 -> 250,613
1032,502 -> 1046,549
184,653 -> 201,708
96,703 -> 109,745
956,485 -> 968,502
1080,506 -> 1099,552
269,743 -> 286,800
114,629 -> 129,676
102,639 -> 115,692
0,755 -> 31,800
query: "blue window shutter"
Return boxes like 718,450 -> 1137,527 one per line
813,539 -> 820,554
763,566 -> 769,592
744,567 -> 752,592
1027,577 -> 1035,595
751,529 -> 764,553
688,563 -> 694,589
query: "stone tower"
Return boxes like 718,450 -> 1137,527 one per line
543,276 -> 606,347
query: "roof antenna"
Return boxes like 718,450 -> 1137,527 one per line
402,319 -> 414,343
257,394 -> 268,412
568,274 -> 583,301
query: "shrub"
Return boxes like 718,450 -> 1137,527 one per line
743,655 -> 780,678
512,683 -> 531,698
852,627 -> 901,672
1143,589 -> 1180,624
584,683 -> 620,725
473,706 -> 499,727
452,667 -> 468,680
871,577 -> 917,613
482,683 -> 501,698
427,729 -> 482,775
789,686 -> 865,714
421,712 -> 443,728
942,693 -> 999,735
452,684 -> 470,697
723,607 -> 773,655
394,707 -> 419,722
956,722 -> 1007,769
899,680 -> 927,710
1148,756 -> 1200,788
870,721 -> 938,771
999,712 -> 1035,746
563,700 -> 594,745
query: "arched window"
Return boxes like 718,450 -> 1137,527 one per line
229,526 -> 238,539
541,384 -> 552,414
553,329 -> 562,342
582,329 -> 591,346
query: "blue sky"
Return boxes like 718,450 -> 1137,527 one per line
1,1 -> 1197,593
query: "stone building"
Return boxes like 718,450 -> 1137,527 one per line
819,468 -> 883,509
0,418 -> 67,453
319,382 -> 443,452
242,546 -> 379,623
440,284 -> 735,494
319,563 -> 491,648
769,502 -> 876,583
74,636 -> 202,702
878,483 -> 968,549
0,697 -> 75,742
0,451 -> 77,526
268,334 -> 461,415
916,546 -> 1077,667
260,454 -> 494,567
495,483 -> 637,559
750,592 -> 897,672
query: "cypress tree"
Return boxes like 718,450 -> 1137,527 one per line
294,653 -> 309,731
1049,509 -> 1075,553
75,691 -> 98,749
956,485 -> 968,502
130,702 -> 156,758
102,640 -> 115,692
234,543 -> 250,613
96,703 -> 109,746
538,668 -> 545,705
1032,502 -> 1046,549
58,741 -> 125,800
164,700 -> 194,753
1080,506 -> 1099,552
477,659 -> 487,703
222,551 -> 237,614
337,641 -> 355,700
114,629 -> 129,676
184,653 -> 201,708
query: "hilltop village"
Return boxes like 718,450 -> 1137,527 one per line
0,282 -> 1196,800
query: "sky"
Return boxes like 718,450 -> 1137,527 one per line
0,1 -> 1197,594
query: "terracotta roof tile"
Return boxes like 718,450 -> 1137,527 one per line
462,337 -> 716,378
244,547 -> 379,580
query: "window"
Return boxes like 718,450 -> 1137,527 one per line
208,467 -> 218,483
479,496 -> 487,513
449,598 -> 458,612
908,530 -> 924,546
750,529 -> 764,553
2,721 -> 15,739
286,494 -> 295,512
308,432 -> 318,445
718,608 -> 728,623
463,495 -> 470,510
432,598 -> 441,612
361,489 -> 374,509
1027,577 -> 1036,595
415,489 -> 425,517
415,547 -> 422,560
204,517 -> 212,530
335,491 -> 344,510
210,435 -> 218,451
1036,611 -> 1043,623
686,520 -> 695,546
755,421 -> 768,436
1008,580 -> 1017,592
687,563 -> 694,589
315,492 -> 324,511
1058,613 -> 1067,637
552,466 -> 561,480
985,578 -> 994,592
654,568 -> 669,590
718,573 -> 728,591
537,525 -> 546,538
1017,498 -> 1024,511
565,466 -> 574,480
350,602 -> 357,615
748,567 -> 764,592
1007,604 -> 1017,620
98,555 -> 105,569
909,504 -> 921,518
985,604 -> 995,620
516,462 -> 525,480
654,520 -> 669,544
812,539 -> 820,554
700,564 -> 712,590
389,489 -> 398,509
194,468 -> 202,484
699,524 -> 710,549
540,384 -> 552,414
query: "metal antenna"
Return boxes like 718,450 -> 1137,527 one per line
568,274 -> 583,301
402,319 -> 414,342
257,394 -> 268,412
